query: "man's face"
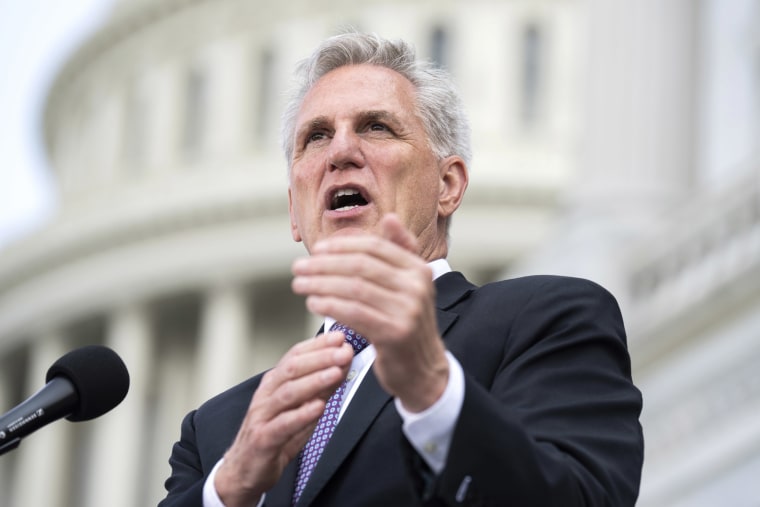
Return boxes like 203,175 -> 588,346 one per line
287,64 -> 450,259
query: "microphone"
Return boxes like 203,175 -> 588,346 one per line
0,345 -> 130,456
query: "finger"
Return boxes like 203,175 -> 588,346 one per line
307,233 -> 420,270
304,295 -> 390,338
379,213 -> 418,253
296,277 -> 419,324
293,251 -> 431,295
251,398 -> 325,452
304,291 -> 436,346
224,396 -> 326,484
258,332 -> 351,395
253,339 -> 352,418
293,256 -> 433,317
263,342 -> 352,399
249,361 -> 349,430
292,255 -> 412,297
281,415 -> 325,459
287,329 -> 347,357
308,213 -> 419,259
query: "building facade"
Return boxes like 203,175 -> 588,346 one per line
0,0 -> 758,505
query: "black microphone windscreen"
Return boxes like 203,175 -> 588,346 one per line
45,345 -> 130,422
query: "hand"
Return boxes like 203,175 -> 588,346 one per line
215,331 -> 353,506
291,214 -> 449,412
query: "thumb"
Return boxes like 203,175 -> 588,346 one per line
380,214 -> 418,253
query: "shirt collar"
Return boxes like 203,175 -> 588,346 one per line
428,258 -> 452,280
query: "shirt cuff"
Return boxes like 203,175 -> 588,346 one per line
394,351 -> 465,474
203,459 -> 227,507
203,458 -> 266,507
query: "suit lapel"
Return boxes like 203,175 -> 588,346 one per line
265,459 -> 298,505
436,271 -> 476,311
295,369 -> 392,506
287,271 -> 475,506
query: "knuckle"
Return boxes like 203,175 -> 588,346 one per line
367,236 -> 384,251
396,320 -> 415,339
259,370 -> 277,390
350,278 -> 371,300
284,362 -> 297,379
351,254 -> 374,277
278,381 -> 297,405
409,272 -> 429,295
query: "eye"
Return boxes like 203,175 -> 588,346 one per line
368,122 -> 388,132
305,131 -> 328,145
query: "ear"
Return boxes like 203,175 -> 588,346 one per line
437,156 -> 469,219
288,187 -> 303,242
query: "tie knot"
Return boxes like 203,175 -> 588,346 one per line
330,322 -> 369,355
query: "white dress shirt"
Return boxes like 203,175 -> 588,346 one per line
202,259 -> 465,506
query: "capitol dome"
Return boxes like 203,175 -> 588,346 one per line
1,0 -> 759,505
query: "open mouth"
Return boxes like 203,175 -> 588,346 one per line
330,188 -> 368,211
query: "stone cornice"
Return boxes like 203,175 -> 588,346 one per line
43,0 -> 417,158
0,185 -> 284,295
0,177 -> 554,297
627,168 -> 760,364
44,0 -> 204,149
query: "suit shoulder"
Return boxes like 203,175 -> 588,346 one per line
195,373 -> 263,420
480,274 -> 617,300
471,275 -> 622,322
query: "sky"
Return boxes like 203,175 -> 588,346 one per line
0,0 -> 116,250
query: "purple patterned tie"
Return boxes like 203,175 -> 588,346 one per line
292,322 -> 369,505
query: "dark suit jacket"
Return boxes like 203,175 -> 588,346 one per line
160,273 -> 643,506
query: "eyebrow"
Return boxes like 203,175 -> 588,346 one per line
295,116 -> 330,143
295,110 -> 404,141
359,110 -> 401,126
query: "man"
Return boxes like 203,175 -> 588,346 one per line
160,32 -> 643,506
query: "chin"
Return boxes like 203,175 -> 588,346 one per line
330,226 -> 375,237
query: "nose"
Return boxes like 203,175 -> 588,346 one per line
327,127 -> 365,170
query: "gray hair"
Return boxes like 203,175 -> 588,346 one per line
280,32 -> 472,169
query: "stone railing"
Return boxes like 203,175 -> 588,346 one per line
627,167 -> 760,353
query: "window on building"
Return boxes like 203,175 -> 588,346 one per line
254,48 -> 274,147
431,26 -> 449,69
182,66 -> 208,159
694,0 -> 760,183
123,84 -> 148,169
520,22 -> 544,127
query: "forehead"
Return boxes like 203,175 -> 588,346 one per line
296,64 -> 420,125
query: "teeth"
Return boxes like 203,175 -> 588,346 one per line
330,188 -> 365,211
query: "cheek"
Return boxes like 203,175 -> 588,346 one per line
393,173 -> 438,220
401,161 -> 438,194
290,174 -> 314,203
288,181 -> 315,224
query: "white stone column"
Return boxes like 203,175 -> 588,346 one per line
195,283 -> 250,403
10,332 -> 70,507
579,0 -> 696,199
83,305 -> 153,507
512,0 -> 698,303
